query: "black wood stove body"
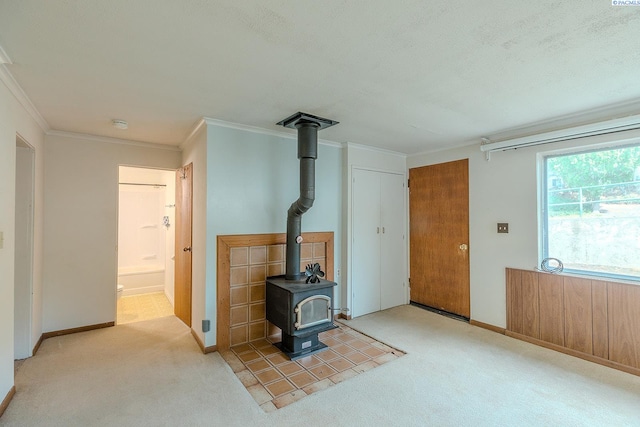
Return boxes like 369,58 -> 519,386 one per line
266,275 -> 337,360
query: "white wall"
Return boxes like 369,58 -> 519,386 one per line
344,143 -> 407,316
43,134 -> 181,332
406,131 -> 640,328
181,125 -> 207,344
14,145 -> 34,359
205,124 -> 343,347
0,78 -> 45,404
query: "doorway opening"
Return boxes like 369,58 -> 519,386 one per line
117,166 -> 176,324
14,135 -> 35,360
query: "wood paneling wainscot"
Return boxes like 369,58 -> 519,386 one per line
506,268 -> 523,334
563,277 -> 593,354
607,282 -> 640,369
506,268 -> 640,377
521,271 -> 540,339
538,273 -> 564,347
591,284 -> 609,360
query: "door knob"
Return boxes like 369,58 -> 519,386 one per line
183,246 -> 192,252
459,244 -> 468,251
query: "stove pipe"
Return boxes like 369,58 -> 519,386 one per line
277,112 -> 338,280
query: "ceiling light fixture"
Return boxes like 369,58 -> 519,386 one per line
112,119 -> 128,130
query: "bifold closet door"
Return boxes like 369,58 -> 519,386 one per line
352,169 -> 381,317
380,172 -> 406,310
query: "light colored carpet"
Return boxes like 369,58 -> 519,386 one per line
2,305 -> 640,426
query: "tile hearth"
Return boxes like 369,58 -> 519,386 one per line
221,323 -> 405,412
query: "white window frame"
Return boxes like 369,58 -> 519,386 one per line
540,140 -> 640,283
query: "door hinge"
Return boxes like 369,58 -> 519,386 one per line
407,178 -> 410,188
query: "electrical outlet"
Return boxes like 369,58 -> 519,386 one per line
202,319 -> 210,333
497,223 -> 509,233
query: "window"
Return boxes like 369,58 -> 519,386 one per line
543,144 -> 640,281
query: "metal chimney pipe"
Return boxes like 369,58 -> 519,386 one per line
285,122 -> 319,280
277,112 -> 338,281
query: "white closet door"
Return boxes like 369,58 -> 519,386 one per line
352,169 -> 381,317
380,172 -> 407,310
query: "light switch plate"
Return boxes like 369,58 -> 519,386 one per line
497,223 -> 509,233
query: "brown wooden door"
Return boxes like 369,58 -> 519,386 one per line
409,159 -> 470,318
174,163 -> 193,327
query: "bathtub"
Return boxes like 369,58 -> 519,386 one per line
118,265 -> 165,296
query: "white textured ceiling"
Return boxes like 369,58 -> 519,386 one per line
1,1 -> 640,154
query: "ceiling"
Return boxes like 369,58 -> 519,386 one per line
1,1 -> 640,154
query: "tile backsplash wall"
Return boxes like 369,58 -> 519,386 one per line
229,243 -> 326,346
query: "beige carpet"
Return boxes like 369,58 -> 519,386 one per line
2,305 -> 640,426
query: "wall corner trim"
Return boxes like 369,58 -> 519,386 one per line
0,386 -> 16,418
190,328 -> 217,354
0,65 -> 50,131
469,319 -> 505,335
32,334 -> 45,356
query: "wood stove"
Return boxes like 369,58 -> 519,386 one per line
266,111 -> 339,360
266,275 -> 337,360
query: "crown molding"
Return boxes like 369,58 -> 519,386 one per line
0,45 -> 12,65
46,130 -> 181,151
180,117 -> 207,150
0,65 -> 50,131
407,139 -> 479,158
346,141 -> 407,157
486,98 -> 640,143
202,116 -> 344,148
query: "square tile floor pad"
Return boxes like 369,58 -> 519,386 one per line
221,323 -> 405,411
